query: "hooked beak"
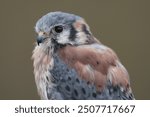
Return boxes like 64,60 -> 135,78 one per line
36,36 -> 46,45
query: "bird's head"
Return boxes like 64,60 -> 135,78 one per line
35,11 -> 96,50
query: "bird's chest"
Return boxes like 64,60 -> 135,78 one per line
46,55 -> 79,98
46,55 -> 105,100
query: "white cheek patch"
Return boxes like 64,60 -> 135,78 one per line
57,30 -> 70,44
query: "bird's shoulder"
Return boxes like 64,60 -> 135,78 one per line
56,43 -> 133,98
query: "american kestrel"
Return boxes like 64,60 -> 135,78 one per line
32,11 -> 134,100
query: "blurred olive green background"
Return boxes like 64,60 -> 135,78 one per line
0,0 -> 149,99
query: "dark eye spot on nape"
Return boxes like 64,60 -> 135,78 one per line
82,24 -> 91,35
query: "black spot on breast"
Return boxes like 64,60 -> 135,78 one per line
69,25 -> 77,41
65,85 -> 70,92
92,93 -> 97,98
66,69 -> 69,72
81,88 -> 86,94
68,76 -> 71,81
76,78 -> 80,83
74,89 -> 78,96
46,76 -> 49,81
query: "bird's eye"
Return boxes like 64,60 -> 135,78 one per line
54,26 -> 63,33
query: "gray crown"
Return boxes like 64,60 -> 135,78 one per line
35,11 -> 82,33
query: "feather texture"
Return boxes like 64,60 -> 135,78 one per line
32,43 -> 134,99
32,11 -> 134,100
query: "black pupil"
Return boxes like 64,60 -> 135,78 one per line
54,26 -> 63,33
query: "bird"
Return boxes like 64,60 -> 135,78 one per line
32,11 -> 134,100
